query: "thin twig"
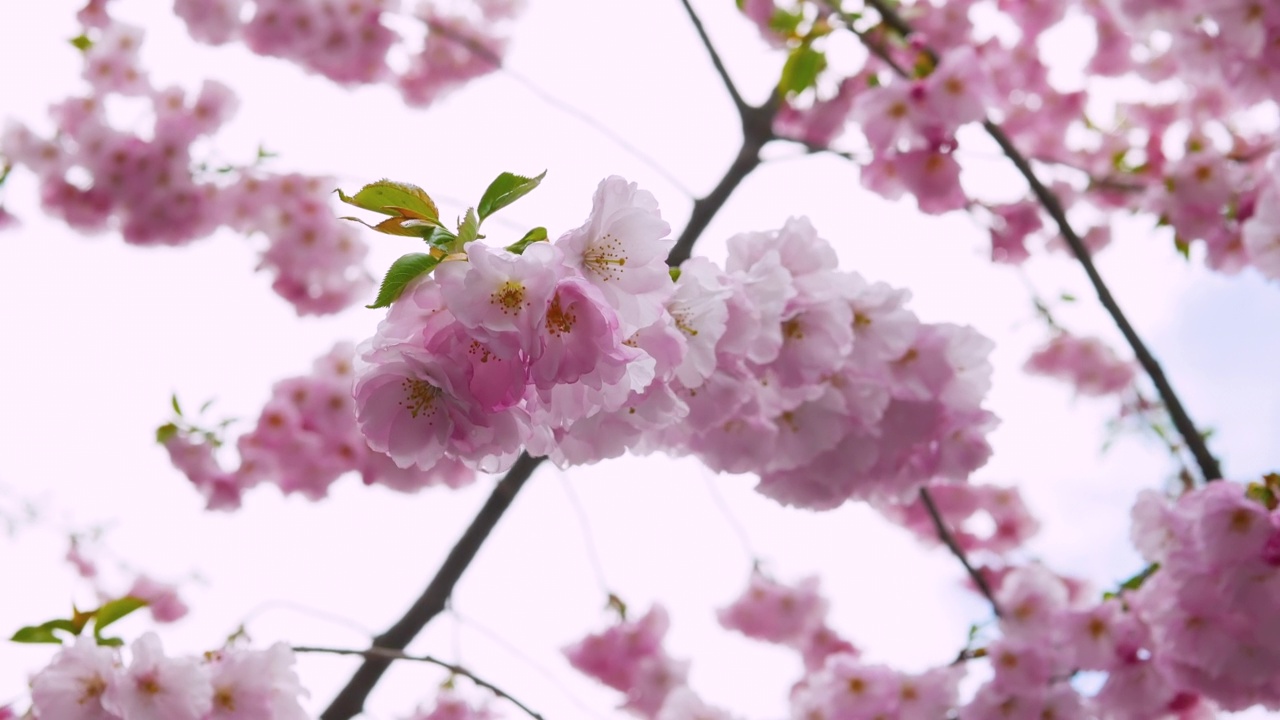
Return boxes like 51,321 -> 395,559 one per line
918,487 -> 1002,617
981,118 -> 1222,483
426,19 -> 692,196
449,607 -> 612,720
677,0 -> 750,115
857,0 -> 1223,484
297,645 -> 544,720
553,470 -> 612,595
699,469 -> 758,565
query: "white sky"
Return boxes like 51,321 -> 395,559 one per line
1,2 -> 1278,719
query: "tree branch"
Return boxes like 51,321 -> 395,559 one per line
320,452 -> 545,720
667,101 -> 776,266
299,645 -> 544,720
858,0 -> 1223,484
677,0 -> 750,116
918,487 -> 1002,617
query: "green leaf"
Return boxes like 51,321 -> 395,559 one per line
69,34 -> 93,52
368,253 -> 442,309
768,8 -> 805,39
94,597 -> 147,636
156,422 -> 178,444
342,215 -> 452,241
97,636 -> 124,647
1174,237 -> 1190,260
337,180 -> 440,223
456,208 -> 480,247
171,393 -> 183,416
41,619 -> 81,635
505,226 -> 548,255
477,171 -> 546,222
779,44 -> 827,96
11,625 -> 62,644
1060,293 -> 1076,303
1247,482 -> 1276,509
1117,563 -> 1160,593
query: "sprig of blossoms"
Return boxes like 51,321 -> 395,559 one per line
0,3 -> 372,314
748,0 -> 1280,282
26,633 -> 309,720
171,0 -> 526,108
161,342 -> 473,511
347,175 -> 998,508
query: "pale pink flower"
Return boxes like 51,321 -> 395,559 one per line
205,643 -> 309,720
434,241 -> 560,355
30,638 -> 121,720
127,576 -> 189,623
529,275 -> 633,391
717,572 -> 828,644
103,633 -> 211,720
556,176 -> 674,334
666,258 -> 731,388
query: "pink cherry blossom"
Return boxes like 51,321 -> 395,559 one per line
30,638 -> 121,720
126,576 -> 189,623
556,176 -> 674,334
102,633 -> 211,720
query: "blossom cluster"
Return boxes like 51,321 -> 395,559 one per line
756,0 -> 1280,281
172,0 -> 525,107
875,480 -> 1040,557
1023,332 -> 1137,397
562,606 -> 692,717
1128,480 -> 1280,710
0,4 -> 372,314
349,176 -> 996,508
163,342 -> 473,511
27,634 -> 308,720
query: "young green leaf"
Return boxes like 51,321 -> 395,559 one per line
337,180 -> 440,223
477,171 -> 546,222
171,393 -> 183,416
779,43 -> 826,96
11,625 -> 63,644
94,597 -> 148,636
456,208 -> 480,247
368,253 -> 442,309
342,215 -> 451,240
156,422 -> 179,444
505,226 -> 548,254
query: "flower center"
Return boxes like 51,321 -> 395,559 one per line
546,294 -> 576,336
584,233 -> 628,281
491,280 -> 527,314
399,378 -> 442,419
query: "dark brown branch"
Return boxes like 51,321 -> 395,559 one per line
299,645 -> 544,720
859,0 -> 1223,484
677,0 -> 750,115
667,99 -> 777,266
918,487 -> 1003,617
979,119 -> 1222,482
321,453 -> 545,720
